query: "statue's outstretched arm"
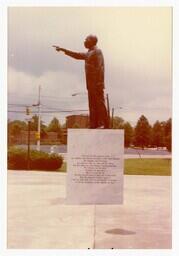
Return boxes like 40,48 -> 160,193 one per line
53,45 -> 86,60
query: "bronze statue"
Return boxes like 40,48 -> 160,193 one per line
53,35 -> 109,129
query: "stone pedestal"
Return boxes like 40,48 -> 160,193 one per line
66,129 -> 124,204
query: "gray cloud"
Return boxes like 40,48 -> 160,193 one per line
8,7 -> 172,125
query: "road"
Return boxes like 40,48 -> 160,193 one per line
16,144 -> 170,155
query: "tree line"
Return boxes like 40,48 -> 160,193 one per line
8,115 -> 64,142
8,114 -> 172,151
114,115 -> 171,151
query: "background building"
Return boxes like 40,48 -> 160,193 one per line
66,115 -> 89,128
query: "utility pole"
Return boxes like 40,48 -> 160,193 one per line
33,85 -> 41,151
111,107 -> 114,128
106,93 -> 110,127
26,106 -> 31,170
37,85 -> 41,151
27,119 -> 31,170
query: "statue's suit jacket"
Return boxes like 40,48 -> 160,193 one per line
63,46 -> 105,91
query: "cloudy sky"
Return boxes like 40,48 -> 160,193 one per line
8,6 -> 172,126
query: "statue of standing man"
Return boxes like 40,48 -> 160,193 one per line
53,35 -> 109,129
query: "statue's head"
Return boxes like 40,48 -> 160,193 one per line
84,34 -> 98,49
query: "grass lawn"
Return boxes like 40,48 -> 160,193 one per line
59,162 -> 67,172
124,158 -> 171,176
59,158 -> 171,176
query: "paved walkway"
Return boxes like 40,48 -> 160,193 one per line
7,171 -> 171,249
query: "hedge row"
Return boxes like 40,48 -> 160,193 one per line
8,147 -> 63,170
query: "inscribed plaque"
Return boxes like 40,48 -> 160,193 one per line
67,129 -> 124,204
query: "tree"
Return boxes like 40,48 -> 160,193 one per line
30,115 -> 47,131
134,115 -> 151,149
29,115 -> 47,139
8,120 -> 27,136
151,121 -> 165,148
164,118 -> 172,136
124,122 -> 134,147
30,115 -> 39,131
164,118 -> 172,152
47,117 -> 62,138
8,120 -> 27,131
112,116 -> 125,129
8,120 -> 28,145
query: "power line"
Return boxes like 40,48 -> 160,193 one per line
9,100 -> 171,111
41,104 -> 88,111
41,105 -> 70,111
41,95 -> 74,100
8,103 -> 29,107
8,110 -> 88,113
8,93 -> 75,101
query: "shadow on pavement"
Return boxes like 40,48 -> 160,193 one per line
105,228 -> 136,235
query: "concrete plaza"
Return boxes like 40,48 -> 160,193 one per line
7,171 -> 171,249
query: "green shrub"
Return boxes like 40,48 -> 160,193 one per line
8,147 -> 27,170
8,147 -> 63,170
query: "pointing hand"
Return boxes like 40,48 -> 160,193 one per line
52,45 -> 61,51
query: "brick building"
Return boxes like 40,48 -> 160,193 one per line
66,115 -> 89,128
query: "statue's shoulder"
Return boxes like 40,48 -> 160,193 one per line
94,46 -> 101,52
87,47 -> 103,62
95,48 -> 103,56
91,47 -> 103,56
